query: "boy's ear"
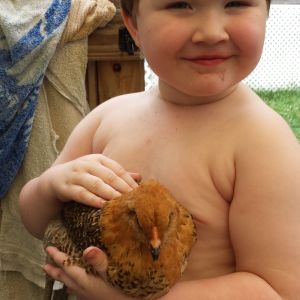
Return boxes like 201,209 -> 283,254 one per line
121,11 -> 141,48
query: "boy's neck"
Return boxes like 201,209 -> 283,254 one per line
157,80 -> 240,106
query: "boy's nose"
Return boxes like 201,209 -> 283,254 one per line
191,13 -> 229,45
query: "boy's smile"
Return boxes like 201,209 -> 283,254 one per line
124,0 -> 268,104
182,53 -> 234,67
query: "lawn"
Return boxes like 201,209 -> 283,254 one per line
256,88 -> 300,142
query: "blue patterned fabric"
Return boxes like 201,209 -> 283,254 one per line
0,0 -> 71,198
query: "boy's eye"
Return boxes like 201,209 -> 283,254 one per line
225,1 -> 249,8
167,1 -> 192,9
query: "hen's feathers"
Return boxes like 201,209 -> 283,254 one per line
44,179 -> 197,300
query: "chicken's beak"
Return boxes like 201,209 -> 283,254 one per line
150,226 -> 161,261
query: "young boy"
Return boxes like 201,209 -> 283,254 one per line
19,0 -> 300,299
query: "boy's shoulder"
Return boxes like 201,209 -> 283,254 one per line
232,89 -> 299,158
231,86 -> 292,138
86,90 -> 149,122
242,97 -> 292,138
221,85 -> 298,158
99,90 -> 148,110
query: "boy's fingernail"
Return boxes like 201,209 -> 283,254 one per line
42,265 -> 49,273
94,199 -> 106,208
85,249 -> 97,260
114,191 -> 122,197
45,247 -> 52,254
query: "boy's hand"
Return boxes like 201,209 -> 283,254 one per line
42,154 -> 141,208
44,246 -> 131,300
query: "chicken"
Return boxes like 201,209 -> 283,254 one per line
43,179 -> 197,300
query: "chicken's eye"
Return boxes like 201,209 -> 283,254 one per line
129,209 -> 143,230
168,211 -> 175,226
135,216 -> 143,230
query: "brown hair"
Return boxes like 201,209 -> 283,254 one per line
120,0 -> 138,17
121,0 -> 271,18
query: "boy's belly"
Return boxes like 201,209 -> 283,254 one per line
181,220 -> 236,280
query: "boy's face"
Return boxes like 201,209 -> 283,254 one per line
124,0 -> 268,100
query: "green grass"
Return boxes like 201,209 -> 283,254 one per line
256,88 -> 300,142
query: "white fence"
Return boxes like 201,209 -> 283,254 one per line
145,4 -> 300,91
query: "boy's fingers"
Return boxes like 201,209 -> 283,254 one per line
92,168 -> 134,194
98,156 -> 139,189
43,247 -> 77,289
44,247 -> 90,291
73,173 -> 122,199
67,185 -> 106,208
83,247 -> 108,278
43,263 -> 71,286
130,172 -> 142,183
46,246 -> 68,267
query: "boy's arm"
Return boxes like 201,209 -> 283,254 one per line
19,106 -> 139,239
164,116 -> 300,300
44,114 -> 300,299
227,115 -> 300,299
45,247 -> 282,300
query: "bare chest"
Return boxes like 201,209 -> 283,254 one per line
94,118 -> 236,278
97,112 -> 236,204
